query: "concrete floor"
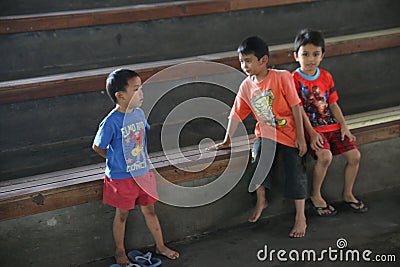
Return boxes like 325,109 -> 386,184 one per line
80,186 -> 400,267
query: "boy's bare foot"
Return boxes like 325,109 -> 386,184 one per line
115,249 -> 131,267
289,217 -> 307,238
248,197 -> 268,223
156,245 -> 179,260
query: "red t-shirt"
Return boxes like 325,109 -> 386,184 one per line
292,68 -> 340,132
230,69 -> 301,148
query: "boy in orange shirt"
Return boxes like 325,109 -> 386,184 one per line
209,36 -> 308,237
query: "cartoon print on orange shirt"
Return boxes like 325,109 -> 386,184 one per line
299,82 -> 337,127
250,90 -> 287,127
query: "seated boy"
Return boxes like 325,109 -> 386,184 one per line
292,29 -> 368,216
209,36 -> 308,237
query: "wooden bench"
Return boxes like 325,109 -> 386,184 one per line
0,106 -> 399,221
1,27 -> 399,104
0,0 -> 318,34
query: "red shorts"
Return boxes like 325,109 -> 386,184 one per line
307,129 -> 357,158
103,171 -> 158,210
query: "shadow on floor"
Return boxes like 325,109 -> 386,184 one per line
80,186 -> 400,267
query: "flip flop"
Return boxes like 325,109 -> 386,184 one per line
344,200 -> 368,213
309,198 -> 337,217
110,263 -> 141,267
127,250 -> 162,267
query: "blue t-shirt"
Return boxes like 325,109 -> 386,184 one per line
93,108 -> 150,179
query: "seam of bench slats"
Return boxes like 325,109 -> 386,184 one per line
0,0 -> 318,34
4,103 -> 398,198
0,107 -> 399,221
1,28 -> 399,104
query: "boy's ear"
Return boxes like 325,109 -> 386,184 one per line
293,52 -> 299,62
115,91 -> 124,101
261,55 -> 269,65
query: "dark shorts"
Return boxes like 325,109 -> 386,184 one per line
103,171 -> 158,210
248,138 -> 307,199
307,129 -> 357,158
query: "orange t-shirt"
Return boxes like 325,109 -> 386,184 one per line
230,69 -> 301,148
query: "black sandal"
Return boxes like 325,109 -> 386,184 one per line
344,200 -> 368,213
309,199 -> 337,217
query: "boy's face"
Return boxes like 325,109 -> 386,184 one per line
294,44 -> 324,76
239,53 -> 267,77
116,76 -> 143,110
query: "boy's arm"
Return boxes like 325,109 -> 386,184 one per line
330,102 -> 356,141
301,109 -> 325,151
92,144 -> 107,159
291,104 -> 307,156
207,118 -> 240,150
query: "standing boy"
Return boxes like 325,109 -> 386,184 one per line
209,36 -> 308,238
292,29 -> 368,216
93,69 -> 179,266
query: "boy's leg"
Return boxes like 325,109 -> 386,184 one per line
280,144 -> 307,237
328,130 -> 366,212
341,149 -> 365,208
140,204 -> 179,259
248,185 -> 268,222
113,208 -> 131,266
248,138 -> 275,223
311,149 -> 336,215
289,199 -> 307,238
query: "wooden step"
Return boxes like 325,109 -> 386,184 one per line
0,106 -> 398,221
1,28 -> 399,104
0,0 -> 318,34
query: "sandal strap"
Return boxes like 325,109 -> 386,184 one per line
345,200 -> 363,207
314,205 -> 330,211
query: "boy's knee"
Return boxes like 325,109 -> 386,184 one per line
141,205 -> 156,217
347,149 -> 361,165
116,209 -> 129,222
317,150 -> 332,166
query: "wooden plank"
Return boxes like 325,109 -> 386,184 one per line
0,172 -> 104,199
229,0 -> 317,10
149,134 -> 252,164
2,107 -> 394,198
0,135 -> 251,198
345,106 -> 400,121
0,162 -> 104,187
1,28 -> 399,104
324,28 -> 400,57
0,156 -> 250,221
0,181 -> 104,221
346,106 -> 400,129
0,109 -> 398,221
352,120 -> 400,146
0,0 -> 318,34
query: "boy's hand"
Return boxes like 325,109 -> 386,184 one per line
206,140 -> 231,151
295,137 -> 307,157
341,127 -> 356,142
309,130 -> 324,151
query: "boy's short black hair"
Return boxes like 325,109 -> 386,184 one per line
294,29 -> 325,54
237,36 -> 269,59
106,69 -> 139,103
